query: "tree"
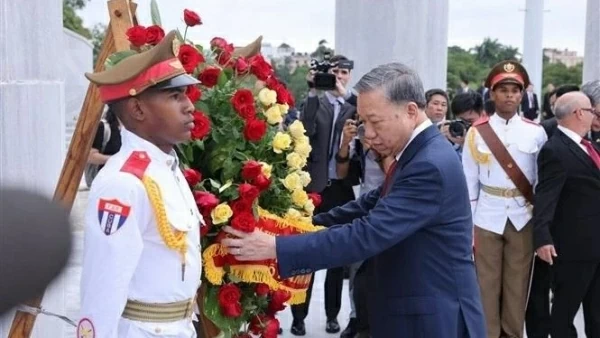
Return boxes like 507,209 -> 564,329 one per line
63,0 -> 91,39
446,46 -> 488,93
471,37 -> 520,68
90,24 -> 107,64
310,39 -> 333,59
542,61 -> 583,87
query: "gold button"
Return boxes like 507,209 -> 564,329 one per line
507,163 -> 513,169
129,88 -> 137,96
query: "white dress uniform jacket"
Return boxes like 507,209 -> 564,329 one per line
78,128 -> 203,338
462,113 -> 547,235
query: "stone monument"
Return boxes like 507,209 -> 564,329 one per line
583,0 -> 600,83
334,0 -> 449,91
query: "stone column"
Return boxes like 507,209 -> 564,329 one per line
583,0 -> 600,83
521,0 -> 544,102
0,0 -> 67,337
335,0 -> 449,91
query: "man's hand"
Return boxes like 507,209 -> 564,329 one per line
536,244 -> 558,265
440,124 -> 465,146
333,78 -> 347,98
306,70 -> 316,84
341,119 -> 357,147
221,226 -> 277,261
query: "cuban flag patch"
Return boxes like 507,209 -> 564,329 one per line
97,199 -> 131,235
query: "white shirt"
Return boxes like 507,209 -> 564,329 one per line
395,119 -> 433,161
462,113 -> 547,234
557,125 -> 588,155
79,128 -> 203,338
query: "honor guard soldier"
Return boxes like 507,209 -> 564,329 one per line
462,61 -> 547,338
77,31 -> 204,338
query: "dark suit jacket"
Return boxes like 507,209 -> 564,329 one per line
276,125 -> 486,337
300,94 -> 357,193
521,92 -> 539,120
542,91 -> 554,119
533,130 -> 600,261
541,117 -> 558,138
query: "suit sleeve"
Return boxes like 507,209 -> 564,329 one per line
313,187 -> 381,227
276,160 -> 442,277
532,129 -> 549,190
462,128 -> 480,219
91,123 -> 105,151
299,93 -> 320,137
532,145 -> 566,250
78,173 -> 148,337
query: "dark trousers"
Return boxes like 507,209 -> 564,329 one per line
526,257 -> 552,338
550,260 -> 600,338
291,180 -> 354,321
353,262 -> 370,334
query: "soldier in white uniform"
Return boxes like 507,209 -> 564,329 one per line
77,31 -> 204,338
462,61 -> 547,338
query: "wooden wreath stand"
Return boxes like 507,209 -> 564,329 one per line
7,1 -> 220,337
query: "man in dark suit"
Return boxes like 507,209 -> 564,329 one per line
521,84 -> 540,120
221,63 -> 487,337
292,54 -> 358,335
541,84 -> 580,138
533,91 -> 600,338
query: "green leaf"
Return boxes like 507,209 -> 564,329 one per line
194,139 -> 205,151
104,50 -> 138,69
196,101 -> 210,114
150,0 -> 162,26
233,151 -> 248,162
219,180 -> 234,193
217,70 -> 229,87
209,179 -> 222,189
195,44 -> 204,52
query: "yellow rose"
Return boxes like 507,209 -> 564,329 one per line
283,172 -> 303,191
286,152 -> 306,170
211,203 -> 233,225
272,132 -> 292,154
260,162 -> 272,179
288,120 -> 306,139
263,105 -> 283,125
304,199 -> 315,214
258,88 -> 277,106
285,208 -> 303,220
278,103 -> 289,116
298,170 -> 312,187
294,141 -> 312,159
292,189 -> 309,207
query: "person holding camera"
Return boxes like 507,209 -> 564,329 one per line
292,54 -> 358,335
440,91 -> 485,159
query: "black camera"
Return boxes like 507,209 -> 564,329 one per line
309,52 -> 354,91
440,119 -> 471,138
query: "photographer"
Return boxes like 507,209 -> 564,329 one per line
293,54 -> 358,335
440,91 -> 484,159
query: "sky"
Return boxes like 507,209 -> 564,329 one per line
79,0 -> 589,55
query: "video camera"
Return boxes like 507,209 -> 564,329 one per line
439,119 -> 471,138
309,52 -> 354,91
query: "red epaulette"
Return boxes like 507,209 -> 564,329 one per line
120,151 -> 151,180
473,115 -> 490,127
521,117 -> 542,127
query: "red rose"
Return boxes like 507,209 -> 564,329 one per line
199,67 -> 221,88
308,192 -> 322,208
200,219 -> 211,236
194,191 -> 219,213
253,174 -> 271,191
234,334 -> 251,338
183,9 -> 202,27
183,168 -> 202,187
231,89 -> 255,113
248,55 -> 273,81
191,111 -> 211,140
230,198 -> 253,215
218,284 -> 242,306
221,302 -> 242,318
267,289 -> 291,314
243,119 -> 267,142
255,283 -> 270,297
178,45 -> 204,74
126,25 -> 147,47
215,230 -> 229,243
261,317 -> 280,338
249,315 -> 267,334
210,37 -> 234,53
217,50 -> 233,67
234,57 -> 250,74
237,105 -> 256,120
186,85 -> 202,103
145,25 -> 165,45
238,183 -> 260,203
241,161 -> 262,181
275,85 -> 293,105
230,211 -> 257,233
265,77 -> 279,90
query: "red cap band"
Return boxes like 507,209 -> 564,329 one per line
490,73 -> 524,89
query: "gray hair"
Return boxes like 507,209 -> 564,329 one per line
554,92 -> 589,120
581,80 -> 600,106
354,63 -> 427,109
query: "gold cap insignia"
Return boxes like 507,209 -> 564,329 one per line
504,63 -> 515,73
129,88 -> 137,96
172,38 -> 181,56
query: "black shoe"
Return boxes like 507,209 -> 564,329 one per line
291,320 -> 306,336
340,318 -> 357,338
326,318 -> 341,333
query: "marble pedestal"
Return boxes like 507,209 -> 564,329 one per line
583,0 -> 600,83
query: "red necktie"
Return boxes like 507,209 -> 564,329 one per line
581,138 -> 600,169
380,159 -> 399,196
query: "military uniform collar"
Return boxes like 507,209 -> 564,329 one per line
121,128 -> 179,170
490,112 -> 519,125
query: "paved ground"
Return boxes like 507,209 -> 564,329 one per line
64,189 -> 584,338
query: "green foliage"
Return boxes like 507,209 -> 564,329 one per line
542,61 -> 583,88
63,0 -> 91,39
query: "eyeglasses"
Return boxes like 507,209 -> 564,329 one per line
577,107 -> 600,118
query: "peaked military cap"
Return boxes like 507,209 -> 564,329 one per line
485,60 -> 530,91
86,30 -> 199,103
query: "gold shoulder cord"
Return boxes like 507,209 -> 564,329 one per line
141,175 -> 188,280
467,127 -> 490,165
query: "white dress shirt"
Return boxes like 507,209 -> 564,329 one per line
79,128 -> 203,338
395,119 -> 433,161
462,113 -> 547,235
557,125 -> 588,154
